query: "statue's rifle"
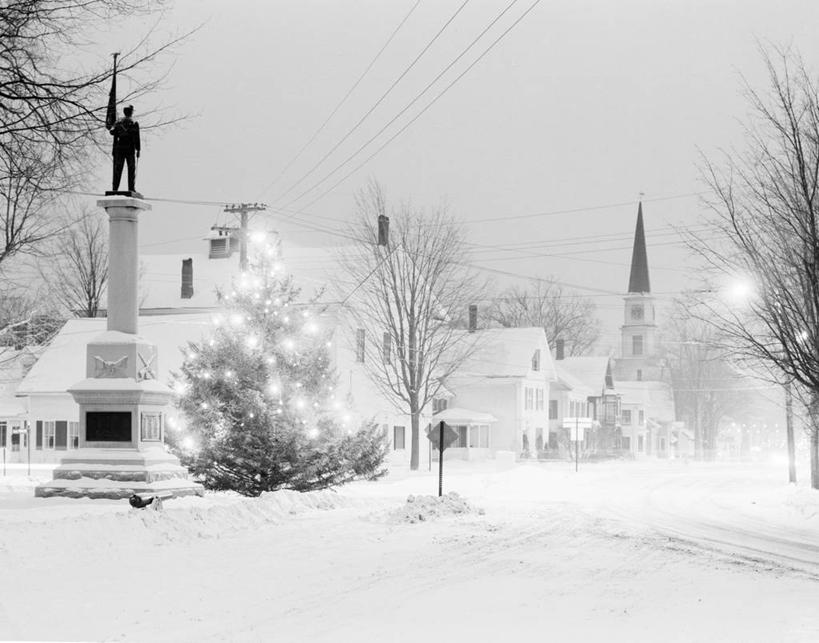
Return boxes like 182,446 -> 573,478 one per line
105,52 -> 120,131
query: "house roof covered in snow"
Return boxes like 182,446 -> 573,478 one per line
17,313 -> 214,395
0,347 -> 37,417
555,356 -> 613,394
615,380 -> 675,423
139,237 -> 342,311
453,327 -> 555,379
554,362 -> 597,397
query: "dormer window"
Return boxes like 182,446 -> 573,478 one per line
531,349 -> 541,371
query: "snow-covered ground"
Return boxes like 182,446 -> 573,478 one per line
1,459 -> 818,642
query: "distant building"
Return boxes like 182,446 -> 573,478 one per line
611,203 -> 687,458
551,354 -> 621,457
0,347 -> 39,458
443,326 -> 555,460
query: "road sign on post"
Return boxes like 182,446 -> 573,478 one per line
426,420 -> 459,496
563,417 -> 593,473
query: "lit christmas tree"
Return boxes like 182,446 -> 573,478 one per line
170,236 -> 388,496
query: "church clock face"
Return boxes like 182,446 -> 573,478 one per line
631,305 -> 644,321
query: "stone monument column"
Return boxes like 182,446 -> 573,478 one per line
106,198 -> 142,334
35,197 -> 203,500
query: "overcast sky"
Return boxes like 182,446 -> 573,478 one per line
89,0 -> 819,348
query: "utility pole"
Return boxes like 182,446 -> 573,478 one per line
785,380 -> 797,484
223,203 -> 268,271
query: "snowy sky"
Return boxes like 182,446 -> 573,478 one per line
82,0 -> 819,347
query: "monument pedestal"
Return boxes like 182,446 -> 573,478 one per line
34,448 -> 202,499
35,197 -> 203,500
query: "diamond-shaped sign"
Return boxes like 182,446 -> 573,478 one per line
426,420 -> 459,451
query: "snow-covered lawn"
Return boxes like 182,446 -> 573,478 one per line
1,459 -> 818,642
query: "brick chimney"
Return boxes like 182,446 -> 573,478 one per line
555,338 -> 565,360
181,258 -> 193,299
468,304 -> 478,333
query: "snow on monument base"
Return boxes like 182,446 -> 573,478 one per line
34,448 -> 204,499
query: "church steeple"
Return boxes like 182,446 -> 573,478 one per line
627,202 -> 651,294
615,200 -> 658,383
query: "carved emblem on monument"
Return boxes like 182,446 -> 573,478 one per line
94,355 -> 128,378
137,348 -> 157,381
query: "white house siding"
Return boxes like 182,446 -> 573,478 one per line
519,378 -> 550,456
328,316 -> 431,471
448,377 -> 518,453
447,375 -> 550,457
24,394 -> 80,464
619,402 -> 648,457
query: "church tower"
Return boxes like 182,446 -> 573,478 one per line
614,202 -> 659,381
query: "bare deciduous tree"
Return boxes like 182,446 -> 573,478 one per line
694,47 -> 819,488
488,278 -> 600,355
41,208 -> 108,317
0,139 -> 69,265
336,181 -> 485,470
663,297 -> 752,460
0,283 -> 62,353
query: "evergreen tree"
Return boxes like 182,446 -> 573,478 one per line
171,239 -> 389,496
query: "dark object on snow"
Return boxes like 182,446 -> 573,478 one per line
129,491 -> 172,509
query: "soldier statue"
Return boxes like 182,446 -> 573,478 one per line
109,104 -> 141,194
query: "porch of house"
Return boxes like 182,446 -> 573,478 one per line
431,407 -> 497,462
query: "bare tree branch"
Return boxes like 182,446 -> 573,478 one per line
691,45 -> 819,486
335,180 -> 487,470
487,277 -> 600,355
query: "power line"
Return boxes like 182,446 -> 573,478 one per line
463,192 -> 704,225
255,0 -> 422,200
64,188 -> 702,231
279,0 -> 525,210
281,0 -> 544,217
466,222 -> 716,251
269,0 -> 473,206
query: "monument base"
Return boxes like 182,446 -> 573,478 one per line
34,448 -> 204,500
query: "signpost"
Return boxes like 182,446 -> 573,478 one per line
426,420 -> 459,496
563,417 -> 593,473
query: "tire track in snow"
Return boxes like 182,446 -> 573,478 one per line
600,473 -> 819,579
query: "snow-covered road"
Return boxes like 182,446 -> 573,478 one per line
592,465 -> 819,577
1,460 -> 818,642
